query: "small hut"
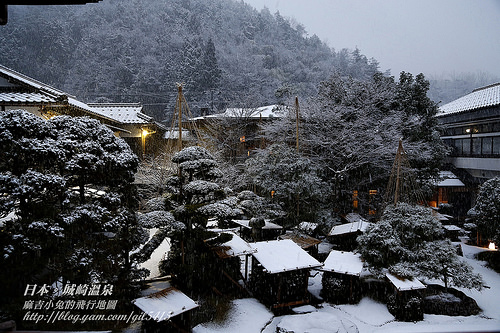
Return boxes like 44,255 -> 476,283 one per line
327,214 -> 371,251
320,250 -> 364,304
278,230 -> 321,257
231,218 -> 283,241
386,272 -> 426,321
204,231 -> 257,287
249,239 -> 322,310
133,287 -> 198,332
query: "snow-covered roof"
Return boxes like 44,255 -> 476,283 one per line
87,103 -> 154,124
344,213 -> 367,224
386,272 -> 426,291
232,219 -> 283,230
164,128 -> 195,140
278,231 -> 321,250
208,231 -> 256,258
191,105 -> 287,121
133,287 -> 198,322
0,64 -> 66,97
435,171 -> 465,187
321,250 -> 363,276
296,222 -> 318,233
443,224 -> 462,232
250,239 -> 322,274
0,65 -> 147,126
0,92 -> 57,104
328,220 -> 372,237
438,82 -> 500,115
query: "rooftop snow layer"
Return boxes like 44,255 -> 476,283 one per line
438,82 -> 500,115
87,103 -> 153,124
191,104 -> 287,120
386,272 -> 426,291
208,231 -> 256,258
328,220 -> 372,237
435,171 -> 465,187
322,250 -> 364,276
232,219 -> 283,230
0,92 -> 57,104
250,239 -> 322,274
133,287 -> 198,322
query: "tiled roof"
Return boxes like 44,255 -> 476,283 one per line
438,82 -> 500,115
191,104 -> 287,121
0,64 -> 65,97
322,250 -> 363,276
87,103 -> 152,124
250,239 -> 322,274
0,92 -> 57,104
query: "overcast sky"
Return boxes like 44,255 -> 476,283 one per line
243,0 -> 500,78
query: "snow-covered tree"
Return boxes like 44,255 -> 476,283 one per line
244,144 -> 329,226
261,72 -> 448,212
357,203 -> 482,290
157,146 -> 244,292
0,110 -> 144,312
469,176 -> 500,245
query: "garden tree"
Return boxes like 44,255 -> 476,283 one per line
158,146 -> 243,293
244,144 -> 329,226
468,176 -> 500,245
0,111 -> 145,319
357,203 -> 483,290
261,72 -> 448,212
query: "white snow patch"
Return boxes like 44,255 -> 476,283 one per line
193,298 -> 273,333
139,229 -> 171,279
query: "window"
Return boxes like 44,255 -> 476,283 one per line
462,139 -> 471,155
352,190 -> 358,209
482,137 -> 492,155
472,138 -> 482,155
493,137 -> 500,155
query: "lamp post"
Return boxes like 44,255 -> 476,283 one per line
141,128 -> 149,159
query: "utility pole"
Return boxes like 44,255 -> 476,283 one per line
295,96 -> 300,153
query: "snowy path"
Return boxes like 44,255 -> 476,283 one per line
193,244 -> 500,333
138,229 -> 171,279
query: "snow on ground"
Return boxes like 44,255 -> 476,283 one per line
138,229 -> 171,279
193,298 -> 273,333
192,241 -> 500,333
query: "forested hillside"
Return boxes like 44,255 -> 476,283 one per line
0,0 -> 379,121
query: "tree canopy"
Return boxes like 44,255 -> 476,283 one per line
469,176 -> 500,245
357,203 -> 483,290
0,110 -> 144,318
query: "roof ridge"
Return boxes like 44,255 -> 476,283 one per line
471,82 -> 500,93
0,64 -> 67,97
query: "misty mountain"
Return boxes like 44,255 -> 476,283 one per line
0,0 -> 380,120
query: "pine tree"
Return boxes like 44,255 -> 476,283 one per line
357,203 -> 483,290
0,110 -> 144,320
469,176 -> 500,245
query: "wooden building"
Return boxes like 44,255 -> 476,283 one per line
0,64 -> 166,157
320,250 -> 364,304
327,213 -> 372,251
248,239 -> 322,310
385,272 -> 426,322
278,230 -> 321,257
231,218 -> 283,242
133,287 -> 198,332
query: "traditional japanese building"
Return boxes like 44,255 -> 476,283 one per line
190,105 -> 288,162
248,239 -> 322,310
0,64 -> 166,157
320,250 -> 364,304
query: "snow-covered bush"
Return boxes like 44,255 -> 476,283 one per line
358,203 -> 483,290
468,176 -> 500,244
0,110 -> 144,310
